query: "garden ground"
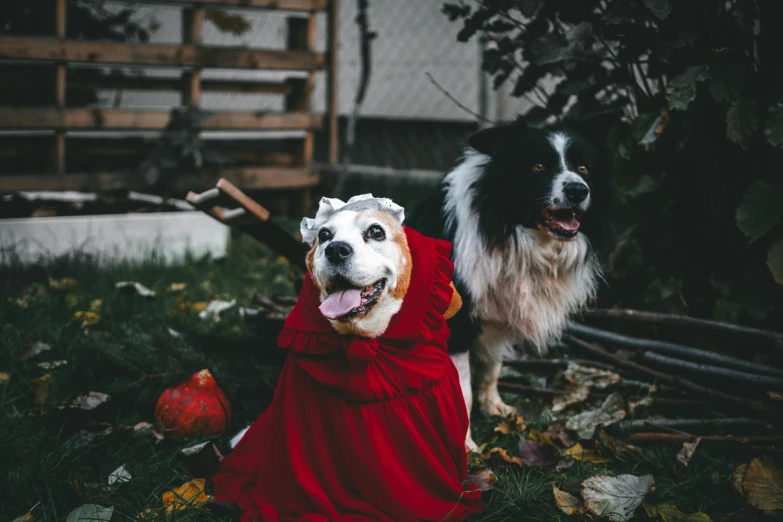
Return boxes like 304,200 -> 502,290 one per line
0,233 -> 775,521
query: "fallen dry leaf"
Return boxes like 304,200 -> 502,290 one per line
628,396 -> 655,415
49,277 -> 78,291
676,438 -> 701,469
116,281 -> 157,298
528,429 -> 558,447
480,447 -> 524,468
564,442 -> 611,464
741,457 -> 783,511
198,299 -> 236,320
108,465 -> 132,485
565,363 -> 621,389
180,301 -> 208,313
552,385 -> 590,413
37,360 -> 67,370
179,441 -> 224,478
581,474 -> 655,521
553,484 -> 587,515
769,391 -> 783,401
70,391 -> 110,410
89,299 -> 103,313
72,311 -> 100,328
732,463 -> 748,496
462,467 -> 498,492
30,374 -> 52,405
65,504 -> 113,522
565,392 -> 627,439
169,282 -> 188,293
544,423 -> 578,448
11,509 -> 35,522
162,478 -> 210,513
596,427 -> 641,463
644,502 -> 713,521
24,340 -> 53,360
134,421 -> 154,432
0,372 -> 9,385
494,415 -> 526,435
519,438 -> 573,474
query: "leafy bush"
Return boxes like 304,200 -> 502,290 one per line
443,0 -> 783,325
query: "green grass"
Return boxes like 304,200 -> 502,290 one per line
0,234 -> 763,521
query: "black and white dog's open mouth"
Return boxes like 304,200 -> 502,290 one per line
539,207 -> 581,240
320,277 -> 387,320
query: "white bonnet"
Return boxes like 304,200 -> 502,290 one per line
299,194 -> 405,245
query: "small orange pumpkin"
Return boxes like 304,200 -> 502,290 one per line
154,369 -> 231,438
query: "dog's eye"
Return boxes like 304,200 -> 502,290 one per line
318,229 -> 333,243
533,164 -> 545,172
365,225 -> 386,241
577,165 -> 588,174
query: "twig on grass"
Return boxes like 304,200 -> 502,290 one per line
497,381 -> 559,396
614,417 -> 772,433
626,433 -> 783,445
583,308 -> 783,358
569,322 -> 783,378
641,351 -> 783,389
563,334 -> 767,410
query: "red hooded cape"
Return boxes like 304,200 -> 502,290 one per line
212,227 -> 482,521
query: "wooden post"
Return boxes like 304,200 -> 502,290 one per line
287,14 -> 316,213
182,6 -> 203,105
326,0 -> 339,165
55,0 -> 67,176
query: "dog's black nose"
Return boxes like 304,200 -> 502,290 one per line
325,241 -> 353,263
563,182 -> 590,203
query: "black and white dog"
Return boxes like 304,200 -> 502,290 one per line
409,117 -> 611,449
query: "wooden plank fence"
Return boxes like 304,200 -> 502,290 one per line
0,0 -> 339,199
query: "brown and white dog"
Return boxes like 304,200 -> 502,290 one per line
303,194 -> 461,336
231,194 -> 461,448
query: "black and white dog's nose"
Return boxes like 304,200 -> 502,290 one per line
563,182 -> 589,203
325,241 -> 353,263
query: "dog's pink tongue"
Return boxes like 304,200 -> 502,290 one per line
319,289 -> 363,320
554,215 -> 580,231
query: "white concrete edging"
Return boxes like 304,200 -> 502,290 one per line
0,211 -> 229,266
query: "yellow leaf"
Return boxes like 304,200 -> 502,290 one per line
30,374 -> 52,404
494,415 -> 526,435
162,478 -> 210,513
553,485 -> 586,515
89,299 -> 103,313
49,277 -> 78,290
480,447 -> 524,468
0,372 -> 9,385
169,282 -> 187,292
72,311 -> 100,328
564,442 -> 611,464
743,457 -> 783,511
644,502 -> 713,521
64,292 -> 82,309
528,429 -> 557,447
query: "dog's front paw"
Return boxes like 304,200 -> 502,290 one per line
465,432 -> 479,453
478,388 -> 517,417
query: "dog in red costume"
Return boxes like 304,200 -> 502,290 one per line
212,195 -> 482,521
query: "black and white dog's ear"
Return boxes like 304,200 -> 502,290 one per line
468,125 -> 508,155
468,118 -> 527,155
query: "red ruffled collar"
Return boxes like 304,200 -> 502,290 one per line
278,227 -> 454,363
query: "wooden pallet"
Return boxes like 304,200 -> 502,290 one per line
0,0 -> 339,197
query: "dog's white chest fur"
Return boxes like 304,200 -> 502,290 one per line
443,152 -> 599,350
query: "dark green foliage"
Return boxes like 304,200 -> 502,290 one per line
443,0 -> 783,327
